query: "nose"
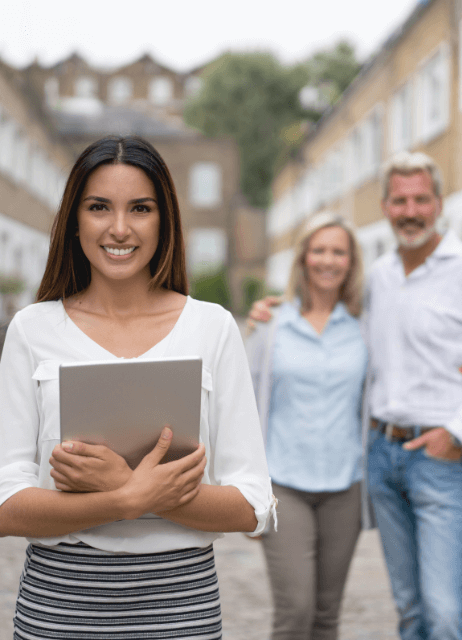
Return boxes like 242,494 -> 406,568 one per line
110,211 -> 130,240
403,198 -> 418,217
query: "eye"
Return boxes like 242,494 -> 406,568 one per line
334,249 -> 348,256
88,203 -> 108,212
132,204 -> 152,213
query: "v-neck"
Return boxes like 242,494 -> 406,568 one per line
57,296 -> 191,361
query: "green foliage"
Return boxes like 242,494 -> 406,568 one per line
184,43 -> 360,208
0,274 -> 25,295
189,267 -> 232,310
240,276 -> 265,316
185,52 -> 307,209
305,41 -> 361,98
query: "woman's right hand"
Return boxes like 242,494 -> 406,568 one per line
119,426 -> 207,519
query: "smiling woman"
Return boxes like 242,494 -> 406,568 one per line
246,211 -> 367,640
0,136 -> 275,640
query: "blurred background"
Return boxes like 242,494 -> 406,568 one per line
0,0 -> 455,321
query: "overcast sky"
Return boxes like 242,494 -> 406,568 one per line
1,0 -> 419,72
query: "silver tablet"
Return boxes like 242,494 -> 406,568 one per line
59,356 -> 202,469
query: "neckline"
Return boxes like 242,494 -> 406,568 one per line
58,295 -> 190,361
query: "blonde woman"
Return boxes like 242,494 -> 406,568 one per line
246,212 -> 367,640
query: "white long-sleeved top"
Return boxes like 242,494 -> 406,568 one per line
365,230 -> 462,440
0,296 -> 275,552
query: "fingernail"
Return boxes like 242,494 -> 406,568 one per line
62,441 -> 74,451
162,427 -> 172,440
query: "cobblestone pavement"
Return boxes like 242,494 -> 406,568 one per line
0,530 -> 397,640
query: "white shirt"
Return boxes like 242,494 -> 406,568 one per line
366,230 -> 462,439
0,296 -> 275,552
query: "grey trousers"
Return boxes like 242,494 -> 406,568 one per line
262,481 -> 361,640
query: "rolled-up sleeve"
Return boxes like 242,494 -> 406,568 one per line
0,316 -> 40,505
208,314 -> 277,536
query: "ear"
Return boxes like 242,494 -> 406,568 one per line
381,199 -> 390,220
436,197 -> 443,217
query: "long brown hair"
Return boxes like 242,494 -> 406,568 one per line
36,136 -> 188,302
285,211 -> 364,317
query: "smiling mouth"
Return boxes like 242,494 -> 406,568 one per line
396,219 -> 425,230
103,246 -> 136,256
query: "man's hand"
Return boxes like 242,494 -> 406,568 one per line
50,441 -> 133,492
247,295 -> 283,330
403,428 -> 462,461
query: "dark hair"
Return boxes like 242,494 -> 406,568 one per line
36,136 -> 188,302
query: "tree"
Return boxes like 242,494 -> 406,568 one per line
184,43 -> 360,208
304,41 -> 361,103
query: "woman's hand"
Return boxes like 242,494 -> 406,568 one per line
50,441 -> 132,492
119,427 -> 207,519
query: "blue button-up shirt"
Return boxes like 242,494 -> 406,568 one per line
266,300 -> 368,492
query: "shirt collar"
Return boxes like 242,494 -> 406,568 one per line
431,229 -> 462,259
281,298 -> 350,328
391,229 -> 462,265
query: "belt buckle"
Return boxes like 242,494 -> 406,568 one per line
385,423 -> 395,442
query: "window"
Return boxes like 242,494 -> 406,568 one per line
44,77 -> 59,107
369,109 -> 383,172
75,76 -> 98,98
184,76 -> 202,97
391,82 -> 413,152
189,163 -> 222,207
417,45 -> 450,143
107,77 -> 133,104
30,147 -> 46,198
187,228 -> 227,275
11,133 -> 30,185
266,249 -> 295,293
0,115 -> 16,174
352,126 -> 366,184
149,77 -> 173,105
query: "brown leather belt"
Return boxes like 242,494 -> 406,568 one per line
370,418 -> 436,442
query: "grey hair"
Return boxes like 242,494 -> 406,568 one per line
285,211 -> 364,317
381,151 -> 443,200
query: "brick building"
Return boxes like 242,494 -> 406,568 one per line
266,0 -> 462,290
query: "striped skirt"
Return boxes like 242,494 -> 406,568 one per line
14,542 -> 222,640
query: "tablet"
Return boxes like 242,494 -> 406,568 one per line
59,356 -> 202,469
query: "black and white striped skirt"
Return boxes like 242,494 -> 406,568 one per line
14,542 -> 222,639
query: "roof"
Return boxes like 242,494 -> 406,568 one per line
305,0 -> 435,142
51,105 -> 197,138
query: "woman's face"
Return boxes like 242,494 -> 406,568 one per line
77,163 -> 160,284
304,226 -> 351,295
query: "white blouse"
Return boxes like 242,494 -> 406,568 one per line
0,296 -> 275,553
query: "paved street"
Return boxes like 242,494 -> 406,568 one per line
1,529 -> 397,639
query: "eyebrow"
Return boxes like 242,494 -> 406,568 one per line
82,196 -> 158,204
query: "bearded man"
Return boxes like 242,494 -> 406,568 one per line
250,151 -> 462,640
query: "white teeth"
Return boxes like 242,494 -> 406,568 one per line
104,246 -> 136,256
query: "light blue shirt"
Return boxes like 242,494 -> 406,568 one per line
266,300 -> 368,492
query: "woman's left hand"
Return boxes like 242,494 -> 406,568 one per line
50,442 -> 132,492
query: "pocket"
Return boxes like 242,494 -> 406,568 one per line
32,360 -> 60,441
423,448 -> 462,464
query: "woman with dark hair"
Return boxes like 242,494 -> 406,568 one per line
0,136 -> 274,640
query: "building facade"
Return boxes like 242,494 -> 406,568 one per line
266,0 -> 462,290
0,60 -> 73,316
2,52 -> 260,311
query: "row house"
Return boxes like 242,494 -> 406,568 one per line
0,61 -> 73,315
3,53 -> 263,311
266,0 -> 462,291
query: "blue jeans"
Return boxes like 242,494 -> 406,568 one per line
368,429 -> 462,640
